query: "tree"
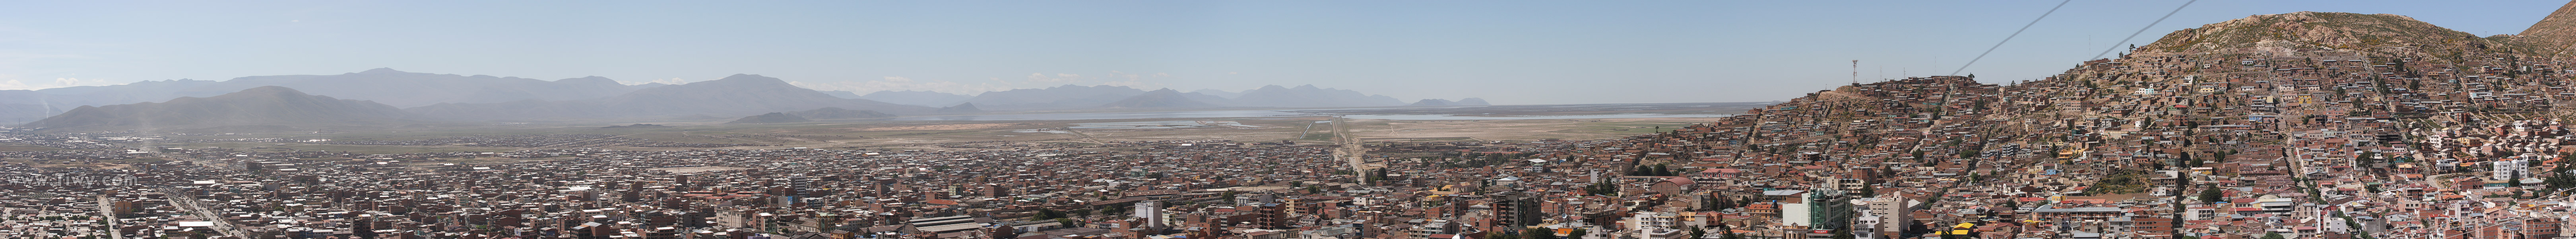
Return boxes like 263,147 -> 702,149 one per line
1036,209 -> 1066,219
1584,183 -> 1621,196
1523,228 -> 1560,239
2547,173 -> 2576,190
2263,232 -> 2285,239
2198,187 -> 2224,202
1568,229 -> 1589,239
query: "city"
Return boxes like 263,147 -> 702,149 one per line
14,2 -> 2576,239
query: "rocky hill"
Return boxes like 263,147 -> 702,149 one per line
25,86 -> 414,131
2524,1 -> 2576,55
1673,11 -> 2576,219
2137,12 -> 2525,63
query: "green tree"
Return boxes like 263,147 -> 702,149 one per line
1568,229 -> 1589,239
2263,232 -> 2285,239
2547,173 -> 2576,190
1035,209 -> 1065,219
2199,187 -> 2224,202
1584,183 -> 1621,196
1523,228 -> 1560,239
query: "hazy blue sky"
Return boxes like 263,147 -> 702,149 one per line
3,0 -> 2566,104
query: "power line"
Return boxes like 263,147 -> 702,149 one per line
1951,0 -> 2074,76
2093,0 -> 2199,60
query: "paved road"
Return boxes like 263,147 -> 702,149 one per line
142,149 -> 249,238
164,188 -> 247,239
1330,117 -> 1375,183
97,195 -> 122,239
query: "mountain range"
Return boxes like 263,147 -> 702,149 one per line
25,86 -> 415,131
846,84 -> 1423,110
0,68 -> 648,122
404,74 -> 932,121
1101,89 -> 1222,108
848,90 -> 973,107
5,69 -> 1473,131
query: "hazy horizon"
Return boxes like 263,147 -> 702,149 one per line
5,0 -> 2568,104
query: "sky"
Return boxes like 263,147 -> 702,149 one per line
2,0 -> 2568,104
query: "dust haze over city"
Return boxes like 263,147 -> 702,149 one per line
16,1 -> 2576,239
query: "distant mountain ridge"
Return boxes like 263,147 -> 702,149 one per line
854,90 -> 973,107
18,68 -> 644,108
862,84 -> 1436,110
0,68 -> 651,121
404,74 -> 931,121
25,86 -> 414,131
1101,89 -> 1221,108
962,85 -> 1150,110
1231,84 -> 1406,108
6,68 -> 1478,123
